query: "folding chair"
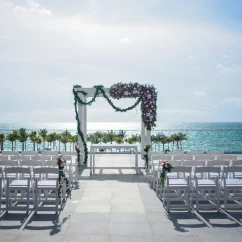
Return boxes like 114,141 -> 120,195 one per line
34,167 -> 59,213
206,151 -> 224,155
193,167 -> 220,211
221,166 -> 242,211
230,160 -> 242,178
5,167 -> 33,213
0,167 -> 4,212
163,166 -> 192,211
167,151 -> 184,156
216,155 -> 237,161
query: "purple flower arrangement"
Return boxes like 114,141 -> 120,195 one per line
109,82 -> 157,130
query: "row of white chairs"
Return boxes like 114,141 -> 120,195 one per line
0,151 -> 77,156
0,166 -> 65,213
154,165 -> 242,212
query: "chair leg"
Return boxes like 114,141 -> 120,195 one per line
224,189 -> 228,211
167,186 -> 170,211
196,187 -> 199,212
35,185 -> 38,213
6,178 -> 9,213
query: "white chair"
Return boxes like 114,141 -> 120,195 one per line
182,160 -> 206,179
186,151 -> 204,156
60,151 -> 77,156
221,166 -> 242,211
0,167 -> 4,212
9,155 -> 20,161
216,155 -> 237,161
206,160 -> 230,178
2,151 -> 19,156
20,160 -> 43,179
31,155 -> 42,161
167,151 -> 184,156
193,167 -> 220,211
162,166 -> 192,211
34,167 -> 59,213
207,151 -> 224,155
21,151 -> 39,156
41,151 -> 59,156
0,155 -> 9,161
194,155 -> 215,161
156,160 -> 182,195
148,151 -> 164,160
41,155 -> 52,161
230,160 -> 242,178
5,167 -> 33,213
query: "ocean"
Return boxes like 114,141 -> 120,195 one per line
0,122 -> 242,153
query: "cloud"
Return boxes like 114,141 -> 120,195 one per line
219,97 -> 242,105
5,0 -> 52,16
159,108 -> 208,115
222,54 -> 230,58
216,64 -> 241,74
188,54 -> 194,59
120,38 -> 130,43
194,91 -> 205,97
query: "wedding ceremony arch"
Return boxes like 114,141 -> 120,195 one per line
72,83 -> 157,169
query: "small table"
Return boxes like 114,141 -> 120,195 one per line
90,144 -> 139,175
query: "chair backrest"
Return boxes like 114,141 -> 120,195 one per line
223,166 -> 242,173
22,151 -> 40,155
9,155 -> 19,161
61,155 -> 72,162
31,155 -> 42,161
5,166 -> 30,174
0,155 -> 9,161
172,155 -> 184,161
216,155 -> 237,161
206,151 -> 224,155
206,160 -> 230,167
41,155 -> 52,161
169,166 -> 192,179
195,166 -> 220,179
231,160 -> 242,166
20,160 -> 43,167
41,151 -> 59,156
186,151 -> 204,155
51,155 -> 60,161
20,155 -> 31,161
151,155 -> 172,162
167,151 -> 184,155
170,160 -> 181,167
2,151 -> 19,156
194,155 -> 215,161
0,160 -> 19,167
182,155 -> 193,161
182,160 -> 206,167
60,151 -> 77,156
148,151 -> 164,160
34,167 -> 59,175
42,160 -> 57,167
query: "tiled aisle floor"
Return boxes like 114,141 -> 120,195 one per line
0,154 -> 242,241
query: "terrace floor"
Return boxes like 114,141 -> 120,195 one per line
0,154 -> 242,241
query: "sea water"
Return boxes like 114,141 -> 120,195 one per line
0,122 -> 242,153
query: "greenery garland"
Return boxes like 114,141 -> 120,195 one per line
58,169 -> 71,200
143,145 -> 151,172
72,83 -> 157,166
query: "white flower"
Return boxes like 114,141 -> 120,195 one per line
124,91 -> 129,96
133,90 -> 138,94
147,94 -> 151,99
150,115 -> 153,119
146,113 -> 150,117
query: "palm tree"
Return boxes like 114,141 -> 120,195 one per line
60,130 -> 71,151
170,134 -> 176,151
7,132 -> 16,151
102,134 -> 109,144
18,128 -> 28,151
178,133 -> 187,151
56,134 -> 62,151
46,132 -> 58,149
173,133 -> 181,150
29,131 -> 38,151
156,132 -> 163,151
166,136 -> 172,152
117,130 -> 126,141
36,137 -> 42,151
73,134 -> 78,150
115,136 -> 123,144
107,130 -> 116,144
160,135 -> 168,151
68,135 -> 74,151
0,133 -> 5,151
39,129 -> 48,148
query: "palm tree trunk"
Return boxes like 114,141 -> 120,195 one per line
11,141 -> 14,151
22,142 -> 24,151
64,143 -> 66,151
1,143 -> 3,151
162,143 -> 164,151
33,142 -> 36,151
58,141 -> 60,152
176,141 -> 179,150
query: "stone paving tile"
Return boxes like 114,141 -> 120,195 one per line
110,213 -> 148,223
70,213 -> 110,222
108,235 -> 154,242
76,204 -> 111,213
65,221 -> 109,235
16,234 -> 62,242
61,235 -> 108,242
108,222 -> 153,236
110,204 -> 145,213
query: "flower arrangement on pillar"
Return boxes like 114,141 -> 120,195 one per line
143,145 -> 151,172
160,161 -> 174,188
57,156 -> 71,200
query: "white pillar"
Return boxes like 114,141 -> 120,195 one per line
146,129 -> 151,148
141,120 -> 145,158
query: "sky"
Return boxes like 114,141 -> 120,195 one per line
0,0 -> 242,123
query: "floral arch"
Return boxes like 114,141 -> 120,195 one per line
73,83 -> 157,169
